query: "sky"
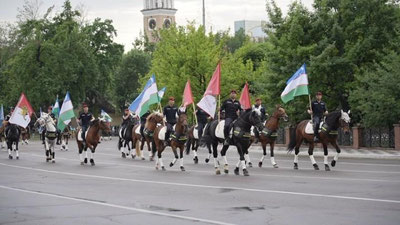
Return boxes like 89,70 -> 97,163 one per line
0,0 -> 313,51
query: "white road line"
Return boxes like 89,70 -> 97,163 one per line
0,185 -> 235,225
1,162 -> 400,204
26,153 -> 400,184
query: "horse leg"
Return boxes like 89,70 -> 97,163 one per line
191,139 -> 199,164
330,141 -> 341,167
84,146 -> 88,164
90,147 -> 95,166
258,140 -> 267,167
44,139 -> 51,162
221,144 -> 230,174
66,137 -> 69,150
234,141 -> 248,176
293,136 -> 303,170
169,145 -> 179,168
15,141 -> 19,160
158,147 -> 166,171
205,143 -> 212,163
79,143 -> 84,165
308,143 -> 319,170
7,140 -> 12,159
179,146 -> 185,171
270,142 -> 278,168
244,145 -> 252,168
121,141 -> 127,158
322,143 -> 330,171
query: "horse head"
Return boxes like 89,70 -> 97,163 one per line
178,112 -> 188,127
275,105 -> 289,121
340,110 -> 351,134
250,108 -> 264,131
98,117 -> 111,132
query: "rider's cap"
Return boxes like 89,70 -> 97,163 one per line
256,98 -> 261,101
48,106 -> 53,110
82,102 -> 88,107
125,108 -> 129,111
316,91 -> 323,96
230,89 -> 237,94
169,96 -> 175,101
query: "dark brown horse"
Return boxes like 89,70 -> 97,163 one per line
20,126 -> 30,145
142,112 -> 164,161
154,112 -> 188,171
76,118 -> 111,166
253,105 -> 288,168
288,110 -> 351,171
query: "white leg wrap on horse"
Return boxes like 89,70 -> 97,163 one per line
213,158 -> 219,168
207,153 -> 211,159
244,154 -> 251,163
324,155 -> 328,164
241,160 -> 246,169
172,158 -> 177,165
79,154 -> 83,162
159,158 -> 164,167
236,160 -> 241,168
260,155 -> 265,162
193,150 -> 198,157
180,158 -> 184,167
90,152 -> 94,159
8,149 -> 11,155
294,154 -> 299,163
85,150 -> 88,158
334,152 -> 339,161
270,157 -> 276,165
310,155 -> 316,165
223,156 -> 228,165
16,150 -> 19,157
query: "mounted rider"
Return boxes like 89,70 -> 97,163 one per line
163,96 -> 178,146
4,107 -> 14,138
195,107 -> 208,140
76,103 -> 94,146
307,91 -> 328,142
252,98 -> 267,143
40,106 -> 56,144
221,90 -> 242,145
140,110 -> 151,137
121,108 -> 133,129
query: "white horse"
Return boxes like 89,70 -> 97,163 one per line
36,113 -> 57,163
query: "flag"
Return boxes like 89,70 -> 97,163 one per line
9,93 -> 34,128
239,82 -> 251,110
57,92 -> 75,131
197,63 -> 221,118
0,104 -> 4,125
129,74 -> 159,117
52,96 -> 60,119
158,87 -> 166,102
183,80 -> 194,107
101,109 -> 112,122
281,64 -> 309,103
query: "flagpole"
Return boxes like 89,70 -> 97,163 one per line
308,94 -> 313,120
192,103 -> 198,125
218,94 -> 221,122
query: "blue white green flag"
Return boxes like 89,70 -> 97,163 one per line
129,75 -> 159,117
281,64 -> 309,103
57,92 -> 75,131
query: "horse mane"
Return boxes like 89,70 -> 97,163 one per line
325,111 -> 341,129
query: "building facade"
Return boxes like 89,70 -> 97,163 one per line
141,0 -> 177,42
234,20 -> 267,41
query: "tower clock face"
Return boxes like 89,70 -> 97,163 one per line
149,19 -> 156,30
164,19 -> 171,28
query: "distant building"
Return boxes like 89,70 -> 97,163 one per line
234,20 -> 267,41
141,0 -> 177,43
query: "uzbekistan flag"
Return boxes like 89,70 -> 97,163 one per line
281,64 -> 309,103
57,92 -> 75,131
129,75 -> 159,117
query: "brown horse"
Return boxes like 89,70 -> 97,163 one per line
20,126 -> 30,145
76,118 -> 111,166
154,112 -> 188,171
131,124 -> 150,160
142,112 -> 164,161
253,105 -> 288,168
288,110 -> 351,171
61,125 -> 71,151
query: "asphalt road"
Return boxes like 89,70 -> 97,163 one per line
0,139 -> 399,225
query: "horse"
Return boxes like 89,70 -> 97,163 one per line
76,118 -> 111,166
35,113 -> 57,163
185,123 -> 207,164
142,112 -> 164,161
4,123 -> 20,159
60,125 -> 71,151
20,126 -> 30,145
118,116 -> 138,158
253,105 -> 288,168
0,124 -> 6,149
131,123 -> 151,160
100,125 -> 112,141
287,110 -> 351,171
153,112 -> 188,171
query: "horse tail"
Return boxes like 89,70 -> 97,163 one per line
185,138 -> 191,155
287,124 -> 298,153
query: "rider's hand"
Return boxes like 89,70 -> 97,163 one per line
307,109 -> 313,115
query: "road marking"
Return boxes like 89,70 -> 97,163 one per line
27,153 -> 400,184
0,185 -> 235,225
1,162 -> 400,204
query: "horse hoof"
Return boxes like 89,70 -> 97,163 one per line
215,169 -> 221,175
205,158 -> 210,163
150,157 -> 154,161
161,166 -> 166,171
248,162 -> 253,168
84,158 -> 88,164
52,160 -> 55,163
131,155 -> 136,159
193,156 -> 198,164
243,169 -> 249,176
224,164 -> 229,174
294,163 -> 298,170
234,167 -> 239,175
258,162 -> 263,168
273,164 -> 279,168
16,156 -> 19,160
46,158 -> 50,162
325,164 -> 331,171
331,160 -> 336,167
80,162 -> 84,165
90,159 -> 95,166
313,164 -> 319,170
8,155 -> 12,160
121,153 -> 126,158
169,162 -> 174,167
180,166 -> 185,171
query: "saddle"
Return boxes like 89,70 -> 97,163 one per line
304,121 -> 338,136
215,120 -> 234,139
193,125 -> 206,140
135,125 -> 141,135
77,129 -> 89,141
157,124 -> 178,141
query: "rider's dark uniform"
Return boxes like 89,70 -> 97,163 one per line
78,112 -> 93,142
163,105 -> 178,143
196,107 -> 208,139
311,100 -> 327,139
220,98 -> 242,144
140,111 -> 150,137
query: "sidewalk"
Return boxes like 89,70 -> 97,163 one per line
248,145 -> 400,160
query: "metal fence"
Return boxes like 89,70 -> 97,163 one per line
276,128 -> 286,144
337,129 -> 353,146
362,127 -> 395,148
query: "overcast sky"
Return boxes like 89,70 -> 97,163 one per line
0,0 -> 313,51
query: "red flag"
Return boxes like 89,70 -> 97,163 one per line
203,63 -> 221,96
9,93 -> 34,128
183,80 -> 194,107
240,82 -> 251,110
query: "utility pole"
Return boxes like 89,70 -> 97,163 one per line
202,0 -> 205,30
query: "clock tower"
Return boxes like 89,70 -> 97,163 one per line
141,0 -> 177,42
